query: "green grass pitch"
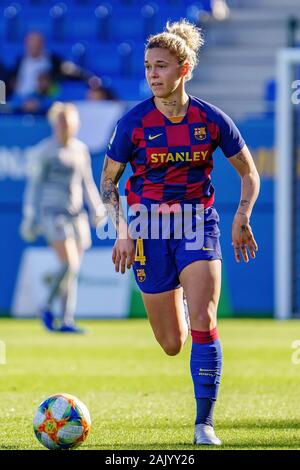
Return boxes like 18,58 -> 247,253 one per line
0,318 -> 300,450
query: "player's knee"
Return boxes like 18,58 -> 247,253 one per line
161,338 -> 184,356
191,309 -> 217,329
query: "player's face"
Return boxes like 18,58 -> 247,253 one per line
145,48 -> 186,98
54,112 -> 79,143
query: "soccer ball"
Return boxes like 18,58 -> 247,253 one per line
33,393 -> 91,450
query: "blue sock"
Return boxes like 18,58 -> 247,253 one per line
190,328 -> 222,427
195,398 -> 216,426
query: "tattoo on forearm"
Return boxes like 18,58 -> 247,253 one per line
114,164 -> 126,183
101,177 -> 124,229
101,178 -> 118,204
101,157 -> 126,184
100,158 -> 126,230
240,199 -> 249,207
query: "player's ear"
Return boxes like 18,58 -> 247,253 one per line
180,62 -> 189,77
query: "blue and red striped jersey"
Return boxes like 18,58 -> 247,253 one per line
106,96 -> 245,209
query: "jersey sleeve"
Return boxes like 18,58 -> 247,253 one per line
106,118 -> 133,163
217,109 -> 245,158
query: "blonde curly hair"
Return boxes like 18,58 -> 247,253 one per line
47,102 -> 80,128
145,19 -> 204,81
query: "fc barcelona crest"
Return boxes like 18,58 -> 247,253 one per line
194,126 -> 206,141
137,268 -> 146,283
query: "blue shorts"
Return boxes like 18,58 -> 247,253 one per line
131,206 -> 222,294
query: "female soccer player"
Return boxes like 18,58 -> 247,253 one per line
100,20 -> 260,444
20,102 -> 106,333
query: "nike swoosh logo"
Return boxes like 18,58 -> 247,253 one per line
149,133 -> 163,140
202,247 -> 214,251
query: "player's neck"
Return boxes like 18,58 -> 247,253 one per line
154,91 -> 189,118
55,135 -> 73,147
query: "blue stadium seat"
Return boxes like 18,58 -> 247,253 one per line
2,3 -> 22,42
52,40 -> 141,77
85,43 -> 121,76
131,43 -> 148,76
2,44 -> 23,68
59,80 -> 88,100
108,77 -> 151,100
21,9 -> 53,38
48,41 -> 89,69
94,3 -> 115,41
107,77 -> 139,100
63,8 -> 98,41
0,16 -> 6,40
154,6 -> 190,32
50,42 -> 75,61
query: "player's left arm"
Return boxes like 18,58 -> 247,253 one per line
82,150 -> 107,227
228,144 -> 260,263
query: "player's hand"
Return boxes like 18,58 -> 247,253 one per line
19,218 -> 38,242
232,213 -> 258,263
112,236 -> 135,274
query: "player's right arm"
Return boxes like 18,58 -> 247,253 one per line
216,107 -> 260,264
20,144 -> 46,242
100,155 -> 135,274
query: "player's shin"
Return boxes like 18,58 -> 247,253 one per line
190,328 -> 222,427
41,263 -> 71,331
45,263 -> 70,307
60,267 -> 79,327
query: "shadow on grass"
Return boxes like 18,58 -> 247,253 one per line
218,419 -> 300,430
88,441 -> 300,450
87,420 -> 300,450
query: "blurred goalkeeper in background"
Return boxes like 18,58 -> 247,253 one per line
20,102 -> 107,333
